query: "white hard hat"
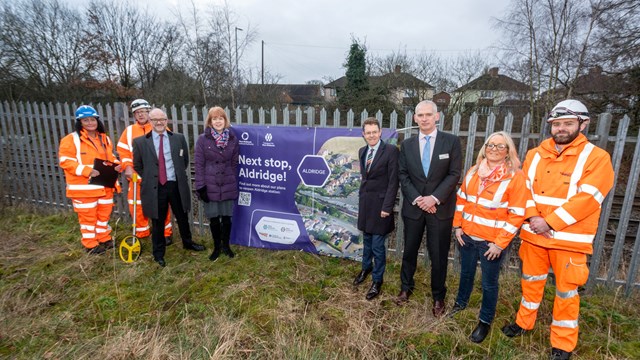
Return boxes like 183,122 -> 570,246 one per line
131,99 -> 151,113
548,99 -> 590,122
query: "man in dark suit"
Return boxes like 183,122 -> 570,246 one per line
396,100 -> 462,317
133,108 -> 205,267
353,117 -> 399,300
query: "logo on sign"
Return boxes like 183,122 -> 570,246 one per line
297,155 -> 331,187
254,217 -> 301,244
239,131 -> 254,146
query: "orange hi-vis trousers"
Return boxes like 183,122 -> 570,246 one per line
71,189 -> 115,249
515,241 -> 590,352
127,179 -> 172,238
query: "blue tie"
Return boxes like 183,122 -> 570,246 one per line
422,136 -> 431,177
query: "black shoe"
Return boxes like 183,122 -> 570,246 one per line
101,239 -> 115,250
448,303 -> 466,318
86,244 -> 106,255
470,321 -> 491,343
353,268 -> 372,286
550,348 -> 572,360
366,281 -> 382,300
209,248 -> 221,262
165,236 -> 173,246
395,290 -> 412,306
222,246 -> 235,258
183,242 -> 205,251
502,322 -> 527,337
154,258 -> 166,267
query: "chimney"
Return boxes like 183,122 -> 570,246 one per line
488,67 -> 499,77
394,65 -> 401,74
589,65 -> 603,75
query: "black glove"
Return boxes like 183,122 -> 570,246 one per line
196,187 -> 210,203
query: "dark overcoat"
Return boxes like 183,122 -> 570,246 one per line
133,130 -> 192,219
357,140 -> 399,235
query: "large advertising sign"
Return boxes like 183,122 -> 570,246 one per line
230,125 -> 397,260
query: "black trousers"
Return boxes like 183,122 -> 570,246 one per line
400,214 -> 453,301
152,181 -> 192,260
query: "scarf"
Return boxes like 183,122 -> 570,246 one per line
210,128 -> 229,149
476,159 -> 508,194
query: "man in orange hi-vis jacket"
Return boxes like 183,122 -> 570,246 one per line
117,99 -> 173,244
501,99 -> 615,360
59,105 -> 121,254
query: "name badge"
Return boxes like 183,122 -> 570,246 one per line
439,153 -> 449,160
180,149 -> 184,156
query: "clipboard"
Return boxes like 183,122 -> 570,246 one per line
89,158 -> 119,188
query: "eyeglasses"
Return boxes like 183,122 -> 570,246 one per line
150,118 -> 167,123
548,107 -> 589,120
486,143 -> 507,150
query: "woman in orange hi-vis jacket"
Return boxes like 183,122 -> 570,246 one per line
59,105 -> 121,254
449,131 -> 528,344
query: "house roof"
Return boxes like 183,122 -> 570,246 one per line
245,84 -> 322,105
324,67 -> 433,90
572,66 -> 629,95
539,66 -> 633,101
455,67 -> 529,93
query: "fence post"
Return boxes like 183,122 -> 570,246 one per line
623,127 -> 640,295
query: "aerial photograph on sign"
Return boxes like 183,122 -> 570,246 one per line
295,136 -> 363,260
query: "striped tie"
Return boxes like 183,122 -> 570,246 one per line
366,148 -> 374,172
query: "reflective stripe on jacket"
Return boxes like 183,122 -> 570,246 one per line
117,122 -> 151,172
520,133 -> 614,253
453,166 -> 527,249
59,130 -> 120,198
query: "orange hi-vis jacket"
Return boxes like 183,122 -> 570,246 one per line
59,129 -> 120,198
453,166 -> 528,249
520,133 -> 614,254
117,121 -> 152,173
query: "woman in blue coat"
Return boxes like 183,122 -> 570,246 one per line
194,107 -> 239,261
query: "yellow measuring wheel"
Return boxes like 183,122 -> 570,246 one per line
119,173 -> 142,263
119,234 -> 141,263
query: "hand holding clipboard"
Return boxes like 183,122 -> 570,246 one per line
89,158 -> 120,188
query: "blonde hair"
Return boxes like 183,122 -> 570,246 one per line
205,106 -> 230,129
475,131 -> 521,171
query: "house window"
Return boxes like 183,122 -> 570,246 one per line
404,89 -> 416,97
480,90 -> 494,99
478,106 -> 494,115
330,88 -> 337,97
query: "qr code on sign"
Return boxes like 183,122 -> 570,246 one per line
238,191 -> 251,206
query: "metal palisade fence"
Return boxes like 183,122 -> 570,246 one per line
0,101 -> 638,294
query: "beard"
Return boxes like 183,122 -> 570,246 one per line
552,127 -> 581,145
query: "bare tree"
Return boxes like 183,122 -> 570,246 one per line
0,0 -> 95,100
134,16 -> 182,94
446,52 -> 489,113
594,0 -> 640,72
206,0 -> 257,107
495,0 -> 607,119
86,0 -> 148,97
173,0 -> 255,107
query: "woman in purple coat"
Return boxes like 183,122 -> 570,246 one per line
194,107 -> 239,261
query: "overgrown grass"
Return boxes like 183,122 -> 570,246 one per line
1,206 -> 638,359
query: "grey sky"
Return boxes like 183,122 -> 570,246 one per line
195,0 -> 513,84
68,0 -> 513,84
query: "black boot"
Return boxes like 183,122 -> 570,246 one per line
209,217 -> 222,262
221,216 -> 235,258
